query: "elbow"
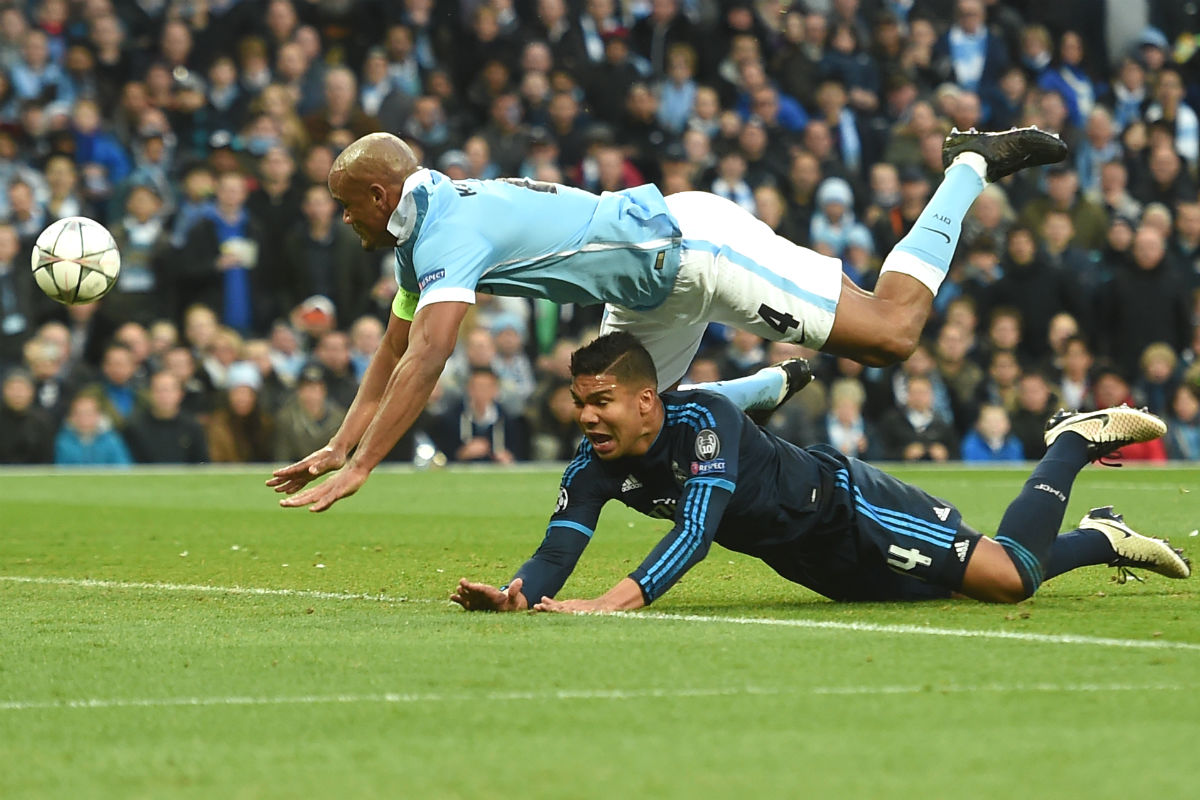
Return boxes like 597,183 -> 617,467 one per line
859,332 -> 919,368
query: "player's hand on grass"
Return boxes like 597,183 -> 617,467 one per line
533,596 -> 603,613
450,578 -> 528,612
267,445 -> 347,495
277,463 -> 368,512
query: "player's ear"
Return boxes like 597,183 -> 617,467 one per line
638,385 -> 656,413
369,182 -> 388,209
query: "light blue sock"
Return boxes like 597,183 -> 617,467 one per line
683,368 -> 784,411
886,161 -> 986,293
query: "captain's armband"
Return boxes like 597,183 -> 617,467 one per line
392,288 -> 419,321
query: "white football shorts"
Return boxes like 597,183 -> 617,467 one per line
601,191 -> 844,388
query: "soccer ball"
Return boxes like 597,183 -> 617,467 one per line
31,217 -> 121,305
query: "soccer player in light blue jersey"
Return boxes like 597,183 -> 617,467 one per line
270,128 -> 1067,512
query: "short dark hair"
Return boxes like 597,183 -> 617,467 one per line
570,332 -> 658,388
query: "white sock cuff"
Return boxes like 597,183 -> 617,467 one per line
879,250 -> 947,296
949,152 -> 989,183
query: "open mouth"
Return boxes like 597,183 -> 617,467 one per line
587,432 -> 615,453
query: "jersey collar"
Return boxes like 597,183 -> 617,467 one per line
386,167 -> 433,245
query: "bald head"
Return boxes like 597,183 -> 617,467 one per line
330,132 -> 419,186
328,133 -> 421,251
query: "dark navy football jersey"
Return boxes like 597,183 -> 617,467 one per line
513,388 -> 864,605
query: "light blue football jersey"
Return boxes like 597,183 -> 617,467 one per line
387,169 -> 682,320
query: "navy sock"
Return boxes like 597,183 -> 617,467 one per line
1044,529 -> 1118,581
994,433 -> 1091,597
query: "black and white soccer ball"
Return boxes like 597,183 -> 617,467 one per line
31,216 -> 121,305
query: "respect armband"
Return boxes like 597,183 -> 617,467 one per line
392,288 -> 419,321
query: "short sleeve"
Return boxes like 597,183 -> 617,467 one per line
411,221 -> 490,312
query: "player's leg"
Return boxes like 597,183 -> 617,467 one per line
679,357 -> 813,419
960,406 -> 1170,602
604,233 -> 803,412
824,127 -> 1068,366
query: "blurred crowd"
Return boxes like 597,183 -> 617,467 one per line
3,0 -> 1200,468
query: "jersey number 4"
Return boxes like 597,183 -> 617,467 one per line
757,303 -> 800,335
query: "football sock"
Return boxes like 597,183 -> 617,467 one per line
880,158 -> 986,296
993,432 -> 1091,598
683,367 -> 786,412
1044,529 -> 1118,580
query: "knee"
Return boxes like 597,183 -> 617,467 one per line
989,579 -> 1031,605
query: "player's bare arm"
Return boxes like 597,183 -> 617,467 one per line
280,300 -> 469,512
267,311 -> 411,495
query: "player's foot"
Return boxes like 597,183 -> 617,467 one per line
1043,405 -> 1166,461
746,358 -> 813,426
1078,506 -> 1191,582
942,126 -> 1068,182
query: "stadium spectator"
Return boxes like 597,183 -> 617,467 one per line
178,170 -> 268,333
527,377 -> 582,461
1165,384 -> 1200,461
878,374 -> 958,461
123,370 -> 208,464
162,345 -> 213,420
23,335 -> 78,423
107,183 -> 171,325
54,390 -> 131,467
490,314 -> 535,417
1098,226 -> 1193,377
1011,371 -> 1057,460
934,321 -> 983,433
272,363 -> 344,463
987,226 -> 1083,364
281,183 -> 376,326
1135,146 -> 1198,209
819,377 -> 878,460
708,149 -> 755,213
348,315 -> 384,383
1144,66 -> 1198,167
86,342 -> 142,428
0,222 -> 40,369
239,339 -> 290,414
1090,366 -> 1167,462
311,331 -> 358,411
1133,343 -> 1180,418
976,348 -> 1023,415
207,361 -> 275,463
0,368 -> 55,463
932,0 -> 1008,97
960,403 -> 1023,461
1019,165 -> 1108,252
433,366 -> 527,464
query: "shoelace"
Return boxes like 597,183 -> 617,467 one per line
1112,566 -> 1144,585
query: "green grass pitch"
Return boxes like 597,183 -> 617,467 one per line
2,465 -> 1198,799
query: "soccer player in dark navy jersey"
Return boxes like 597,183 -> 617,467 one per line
452,333 -> 1190,613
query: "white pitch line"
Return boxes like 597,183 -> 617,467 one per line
0,575 -> 432,604
0,682 -> 1189,713
607,611 -> 1200,652
6,575 -> 1198,652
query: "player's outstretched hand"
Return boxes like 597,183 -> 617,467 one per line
266,445 -> 346,495
450,578 -> 528,612
533,596 -> 603,613
278,464 -> 367,512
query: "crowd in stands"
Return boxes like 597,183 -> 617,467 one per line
3,0 -> 1200,467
